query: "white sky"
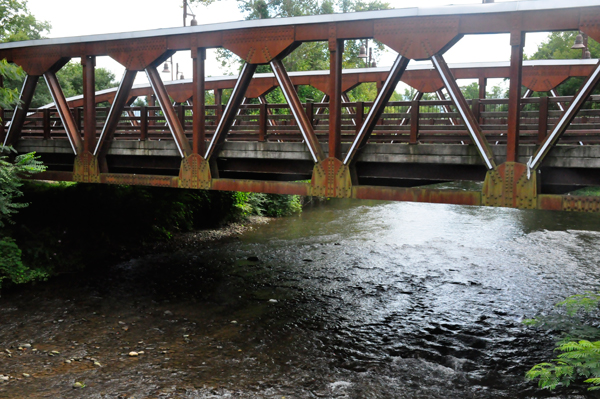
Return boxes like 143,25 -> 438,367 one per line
26,0 -> 552,94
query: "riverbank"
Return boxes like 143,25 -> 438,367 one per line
2,200 -> 600,398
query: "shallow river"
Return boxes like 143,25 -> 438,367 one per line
2,200 -> 600,398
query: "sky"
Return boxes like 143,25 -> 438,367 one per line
26,0 -> 552,93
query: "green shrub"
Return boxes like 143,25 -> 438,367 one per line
0,236 -> 47,292
526,292 -> 600,391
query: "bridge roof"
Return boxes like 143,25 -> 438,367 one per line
0,0 -> 596,50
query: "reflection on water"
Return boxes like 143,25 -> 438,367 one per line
2,200 -> 600,398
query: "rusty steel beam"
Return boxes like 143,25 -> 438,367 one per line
3,75 -> 38,147
146,66 -> 192,158
329,38 -> 344,160
270,59 -> 324,163
432,53 -> 496,170
205,62 -> 257,161
193,47 -> 206,155
528,60 -> 600,171
44,70 -> 83,155
212,179 -> 310,196
353,186 -> 481,206
82,56 -> 96,153
94,70 -> 137,162
506,32 -> 525,163
344,54 -> 410,165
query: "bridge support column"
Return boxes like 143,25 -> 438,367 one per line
192,47 -> 206,155
482,162 -> 538,209
506,31 -> 525,163
329,34 -> 343,160
73,152 -> 100,183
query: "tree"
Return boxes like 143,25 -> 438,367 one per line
0,0 -> 50,114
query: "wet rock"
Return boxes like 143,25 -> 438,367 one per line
268,299 -> 278,303
73,382 -> 85,389
0,375 -> 9,382
247,256 -> 259,262
22,373 -> 30,378
128,351 -> 139,357
20,344 -> 31,348
230,321 -> 238,324
94,361 -> 102,367
164,310 -> 173,316
65,360 -> 72,364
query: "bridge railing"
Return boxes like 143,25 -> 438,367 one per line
7,95 -> 600,147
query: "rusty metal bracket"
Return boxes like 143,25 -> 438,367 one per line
482,162 -> 538,209
178,153 -> 212,189
44,70 -> 83,155
311,157 -> 352,198
73,151 -> 100,183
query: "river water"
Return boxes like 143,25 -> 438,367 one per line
2,200 -> 600,398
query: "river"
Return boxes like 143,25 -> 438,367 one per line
1,199 -> 600,398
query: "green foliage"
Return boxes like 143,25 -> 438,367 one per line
0,146 -> 45,227
233,191 -> 302,217
0,236 -> 47,291
526,292 -> 600,391
0,0 -> 50,43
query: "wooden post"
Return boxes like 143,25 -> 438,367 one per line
410,99 -> 419,144
215,88 -> 223,123
306,101 -> 314,127
259,102 -> 267,142
140,105 -> 148,140
43,109 -> 51,139
506,31 -> 525,163
148,95 -> 156,126
472,98 -> 480,124
538,95 -> 549,144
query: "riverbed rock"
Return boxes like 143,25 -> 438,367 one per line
128,351 -> 139,357
22,373 -> 30,378
73,382 -> 85,389
0,375 -> 9,382
269,299 -> 278,303
164,310 -> 173,316
247,256 -> 259,262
